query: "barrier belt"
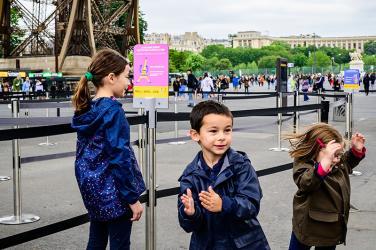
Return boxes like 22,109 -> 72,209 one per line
222,94 -> 275,100
0,115 -> 147,141
157,104 -> 322,122
0,162 -> 293,249
21,140 -> 139,164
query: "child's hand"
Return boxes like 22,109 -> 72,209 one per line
351,132 -> 366,151
129,201 -> 143,221
181,188 -> 195,216
199,186 -> 222,213
320,140 -> 343,172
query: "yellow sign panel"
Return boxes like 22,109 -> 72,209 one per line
134,86 -> 169,98
0,72 -> 7,77
344,84 -> 360,90
19,72 -> 26,77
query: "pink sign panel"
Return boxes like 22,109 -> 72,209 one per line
133,44 -> 169,87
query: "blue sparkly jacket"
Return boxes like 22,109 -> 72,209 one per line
72,97 -> 145,221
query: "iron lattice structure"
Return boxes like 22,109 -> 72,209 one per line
0,0 -> 140,70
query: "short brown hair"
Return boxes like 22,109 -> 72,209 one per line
190,100 -> 233,132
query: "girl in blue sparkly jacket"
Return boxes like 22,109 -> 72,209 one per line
71,49 -> 145,250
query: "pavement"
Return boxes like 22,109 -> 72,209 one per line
0,84 -> 375,249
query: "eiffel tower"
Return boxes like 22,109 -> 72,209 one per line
0,0 -> 140,70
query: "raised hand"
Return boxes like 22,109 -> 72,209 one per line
199,186 -> 222,213
181,188 -> 195,216
351,132 -> 366,151
320,140 -> 343,172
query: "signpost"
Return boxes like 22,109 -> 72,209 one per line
133,44 -> 169,250
343,69 -> 360,93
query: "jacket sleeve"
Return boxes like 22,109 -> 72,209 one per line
221,161 -> 262,220
178,175 -> 205,233
342,147 -> 366,173
293,160 -> 324,194
104,106 -> 146,205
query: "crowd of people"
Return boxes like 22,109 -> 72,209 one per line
172,71 -> 376,105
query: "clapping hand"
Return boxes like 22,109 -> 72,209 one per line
181,188 -> 195,216
199,186 -> 222,213
351,133 -> 366,152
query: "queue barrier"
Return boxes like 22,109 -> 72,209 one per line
0,162 -> 294,249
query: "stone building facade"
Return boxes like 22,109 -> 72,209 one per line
231,31 -> 376,52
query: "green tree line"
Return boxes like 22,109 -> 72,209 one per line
170,41 -> 376,73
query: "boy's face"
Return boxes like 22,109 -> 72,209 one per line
190,114 -> 233,162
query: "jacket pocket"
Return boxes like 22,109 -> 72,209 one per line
309,209 -> 339,222
232,227 -> 266,249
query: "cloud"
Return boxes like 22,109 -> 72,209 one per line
141,0 -> 376,38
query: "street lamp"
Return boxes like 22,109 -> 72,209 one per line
331,57 -> 334,73
313,32 -> 317,74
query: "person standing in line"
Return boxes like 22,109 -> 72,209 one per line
363,73 -> 370,96
370,72 -> 375,90
285,123 -> 366,250
187,69 -> 198,107
22,77 -> 31,92
200,72 -> 213,100
71,49 -> 145,250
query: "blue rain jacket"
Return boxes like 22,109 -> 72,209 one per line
72,97 -> 145,221
178,148 -> 270,250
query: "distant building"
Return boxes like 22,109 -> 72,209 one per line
231,31 -> 376,52
144,33 -> 171,44
144,32 -> 231,52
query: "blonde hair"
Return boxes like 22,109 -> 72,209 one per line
72,48 -> 129,114
284,123 -> 345,163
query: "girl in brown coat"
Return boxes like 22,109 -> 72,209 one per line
285,123 -> 366,250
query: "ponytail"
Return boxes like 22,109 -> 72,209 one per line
72,76 -> 91,114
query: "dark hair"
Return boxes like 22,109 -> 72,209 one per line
72,48 -> 129,114
190,100 -> 233,132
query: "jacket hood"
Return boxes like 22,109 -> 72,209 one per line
181,148 -> 249,178
71,97 -> 120,134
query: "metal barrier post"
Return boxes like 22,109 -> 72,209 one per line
169,93 -> 186,145
317,89 -> 321,123
296,91 -> 300,133
0,100 -> 40,224
38,93 -> 56,146
345,92 -> 353,140
145,100 -> 156,250
218,94 -> 223,103
269,92 -> 289,152
174,92 -> 178,138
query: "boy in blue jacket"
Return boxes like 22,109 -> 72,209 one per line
178,100 -> 270,250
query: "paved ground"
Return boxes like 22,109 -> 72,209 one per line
0,84 -> 375,249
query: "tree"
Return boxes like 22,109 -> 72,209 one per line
169,49 -> 192,72
292,53 -> 308,67
216,58 -> 232,70
307,51 -> 331,67
185,53 -> 205,71
138,11 -> 148,44
364,41 -> 376,55
233,63 -> 247,70
247,61 -> 258,70
363,55 -> 376,66
258,55 -> 279,68
204,57 -> 219,71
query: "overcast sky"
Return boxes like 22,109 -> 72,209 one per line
141,0 -> 376,39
